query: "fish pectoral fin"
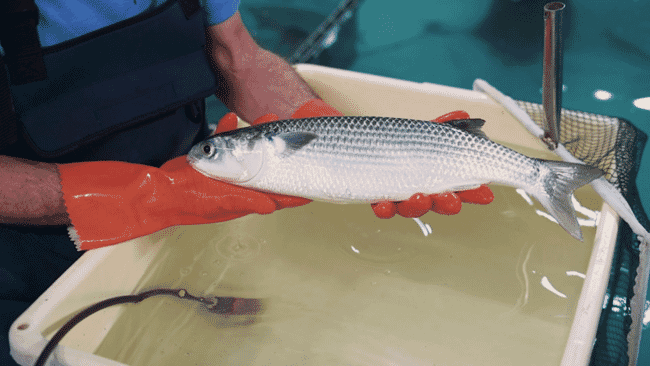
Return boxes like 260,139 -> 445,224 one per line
451,184 -> 483,192
273,132 -> 318,155
447,119 -> 489,140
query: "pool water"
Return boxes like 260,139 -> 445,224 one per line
233,0 -> 650,363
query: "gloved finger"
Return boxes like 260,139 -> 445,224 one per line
372,201 -> 397,219
291,99 -> 344,118
214,112 -> 239,134
430,111 -> 495,207
266,192 -> 312,209
204,186 -> 280,216
430,192 -> 462,215
396,193 -> 433,218
455,184 -> 494,204
214,112 -> 280,137
160,154 -> 192,171
432,110 -> 471,123
252,113 -> 280,126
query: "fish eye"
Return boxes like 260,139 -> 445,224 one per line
201,143 -> 216,158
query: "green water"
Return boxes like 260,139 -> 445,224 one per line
91,184 -> 602,365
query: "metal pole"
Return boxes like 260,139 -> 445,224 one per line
542,2 -> 565,150
288,0 -> 362,65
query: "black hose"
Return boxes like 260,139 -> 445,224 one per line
33,288 -> 222,366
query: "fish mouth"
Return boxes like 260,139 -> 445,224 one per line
186,155 -> 209,177
185,155 -> 223,181
186,160 -> 207,175
186,153 -> 201,167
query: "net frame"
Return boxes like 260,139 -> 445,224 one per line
515,100 -> 649,366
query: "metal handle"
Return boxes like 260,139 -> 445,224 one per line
542,2 -> 565,150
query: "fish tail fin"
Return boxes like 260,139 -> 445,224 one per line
531,160 -> 603,241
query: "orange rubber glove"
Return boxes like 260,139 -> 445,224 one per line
370,110 -> 494,219
58,114 -> 311,251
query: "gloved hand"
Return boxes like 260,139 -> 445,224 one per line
58,113 -> 312,251
268,102 -> 494,219
371,110 -> 494,219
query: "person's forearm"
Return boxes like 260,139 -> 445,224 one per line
205,12 -> 318,122
215,48 -> 318,121
0,155 -> 70,226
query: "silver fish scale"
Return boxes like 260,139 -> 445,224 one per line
237,116 -> 541,203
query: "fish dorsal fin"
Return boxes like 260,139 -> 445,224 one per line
271,132 -> 318,155
446,119 -> 488,139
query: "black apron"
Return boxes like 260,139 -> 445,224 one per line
2,0 -> 218,165
0,0 -> 219,315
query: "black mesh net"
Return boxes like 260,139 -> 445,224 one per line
516,100 -> 650,365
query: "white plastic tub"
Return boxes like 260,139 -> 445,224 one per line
10,65 -> 619,366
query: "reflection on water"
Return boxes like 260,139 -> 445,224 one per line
214,235 -> 263,262
566,271 -> 586,279
541,276 -> 568,299
337,225 -> 418,264
515,188 -> 600,229
92,184 -> 602,365
412,218 -> 433,236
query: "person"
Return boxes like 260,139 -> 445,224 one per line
0,1 -> 493,364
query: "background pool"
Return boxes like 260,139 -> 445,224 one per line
235,0 -> 650,363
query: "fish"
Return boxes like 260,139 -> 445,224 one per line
187,116 -> 603,241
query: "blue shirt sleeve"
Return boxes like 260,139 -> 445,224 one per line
22,0 -> 239,48
202,0 -> 240,26
35,0 -> 169,47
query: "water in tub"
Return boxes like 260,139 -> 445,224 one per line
89,162 -> 602,365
